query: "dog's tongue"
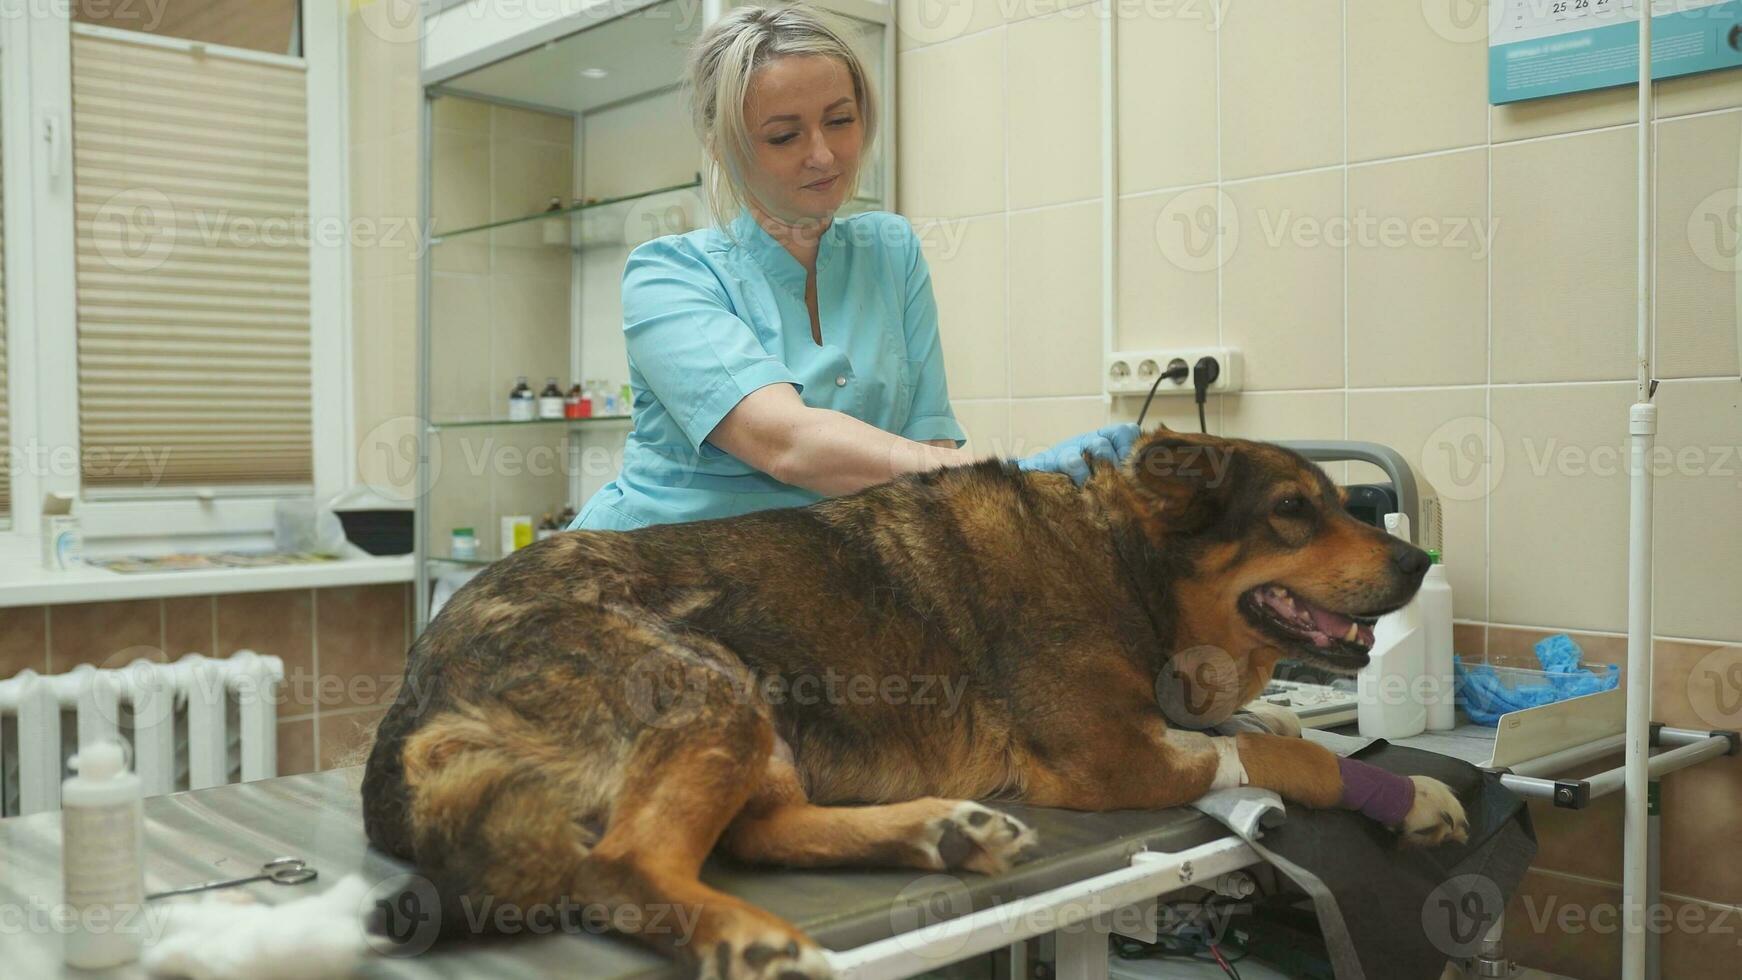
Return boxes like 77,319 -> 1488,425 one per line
1308,606 -> 1358,647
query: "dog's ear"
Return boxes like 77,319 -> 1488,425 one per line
1126,437 -> 1231,531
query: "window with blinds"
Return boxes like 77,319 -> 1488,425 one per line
72,31 -> 313,494
0,123 -> 9,524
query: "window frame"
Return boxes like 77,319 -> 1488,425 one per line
4,1 -> 352,548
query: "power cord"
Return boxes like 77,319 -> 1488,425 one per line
1134,359 -> 1189,430
1133,355 -> 1222,435
1192,356 -> 1220,434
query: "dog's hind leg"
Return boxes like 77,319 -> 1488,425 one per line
721,749 -> 1037,875
398,651 -> 832,978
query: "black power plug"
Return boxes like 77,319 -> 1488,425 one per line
1191,356 -> 1220,433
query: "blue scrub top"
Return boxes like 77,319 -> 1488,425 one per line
572,207 -> 966,531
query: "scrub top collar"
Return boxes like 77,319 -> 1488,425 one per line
729,207 -> 844,300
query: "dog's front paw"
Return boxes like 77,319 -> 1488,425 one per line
1398,775 -> 1470,847
926,802 -> 1038,875
698,923 -> 833,980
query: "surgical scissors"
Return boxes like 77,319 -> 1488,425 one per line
145,856 -> 318,901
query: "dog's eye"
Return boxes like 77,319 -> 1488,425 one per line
1274,495 -> 1307,517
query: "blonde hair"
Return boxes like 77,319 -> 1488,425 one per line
685,3 -> 878,232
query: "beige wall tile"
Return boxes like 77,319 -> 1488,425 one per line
491,104 -> 574,144
951,399 -> 1010,458
921,214 -> 1008,400
490,139 -> 575,230
1661,753 -> 1742,905
1107,391 -> 1211,436
1492,127 -> 1637,383
1651,380 -> 1742,643
428,272 -> 495,421
1219,0 -> 1342,180
1488,383 -> 1635,632
1348,387 -> 1489,620
1655,112 -> 1741,380
431,127 -> 491,233
429,427 -> 495,558
1221,390 -> 1344,443
1006,10 -> 1101,210
433,94 -> 490,133
1222,170 -> 1345,390
490,273 -> 571,395
1116,5 -> 1217,193
895,0 -> 1003,50
1117,189 -> 1220,351
491,428 -> 573,546
1008,202 -> 1103,397
1347,150 -> 1489,388
582,89 -> 699,201
897,32 -> 1006,219
1007,396 -> 1108,458
1002,0 -> 1096,24
1347,0 -> 1489,162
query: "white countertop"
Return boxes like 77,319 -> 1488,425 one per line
0,541 -> 415,607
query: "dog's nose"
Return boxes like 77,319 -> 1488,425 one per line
1390,541 -> 1430,579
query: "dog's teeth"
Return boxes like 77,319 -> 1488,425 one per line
1344,623 -> 1359,643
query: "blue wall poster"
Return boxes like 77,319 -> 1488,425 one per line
1490,0 -> 1742,104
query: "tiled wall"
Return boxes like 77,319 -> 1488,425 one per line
896,0 -> 1741,974
0,585 -> 411,779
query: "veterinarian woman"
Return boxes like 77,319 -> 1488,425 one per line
571,4 -> 1136,532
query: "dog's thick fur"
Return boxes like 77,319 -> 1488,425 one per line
361,428 -> 1467,977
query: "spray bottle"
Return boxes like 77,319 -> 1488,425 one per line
1420,549 -> 1456,731
1358,513 -> 1428,739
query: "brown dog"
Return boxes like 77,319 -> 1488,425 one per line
361,426 -> 1468,977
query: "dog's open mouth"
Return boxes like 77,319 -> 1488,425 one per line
1240,584 -> 1377,668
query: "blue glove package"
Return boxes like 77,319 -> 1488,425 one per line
1015,423 -> 1141,486
1454,633 -> 1621,726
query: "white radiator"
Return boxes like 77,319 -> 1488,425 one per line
0,650 -> 283,817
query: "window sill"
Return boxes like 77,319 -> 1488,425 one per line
0,538 -> 415,608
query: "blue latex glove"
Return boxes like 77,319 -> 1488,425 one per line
1015,423 -> 1141,486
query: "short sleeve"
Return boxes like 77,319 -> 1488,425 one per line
622,238 -> 801,455
894,218 -> 966,447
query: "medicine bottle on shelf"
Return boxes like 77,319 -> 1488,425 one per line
538,378 -> 565,419
507,376 -> 535,422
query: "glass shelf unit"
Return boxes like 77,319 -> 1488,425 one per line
429,178 -> 703,250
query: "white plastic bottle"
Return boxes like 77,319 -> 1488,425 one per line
1358,600 -> 1428,739
61,741 -> 144,969
1420,550 -> 1456,731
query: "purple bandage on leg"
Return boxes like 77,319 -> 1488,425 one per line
1337,756 -> 1415,826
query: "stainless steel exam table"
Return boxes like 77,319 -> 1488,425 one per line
0,767 -> 1259,978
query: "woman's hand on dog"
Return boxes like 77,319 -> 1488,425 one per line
1016,423 -> 1142,485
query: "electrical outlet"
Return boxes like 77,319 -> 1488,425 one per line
1105,347 -> 1242,397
